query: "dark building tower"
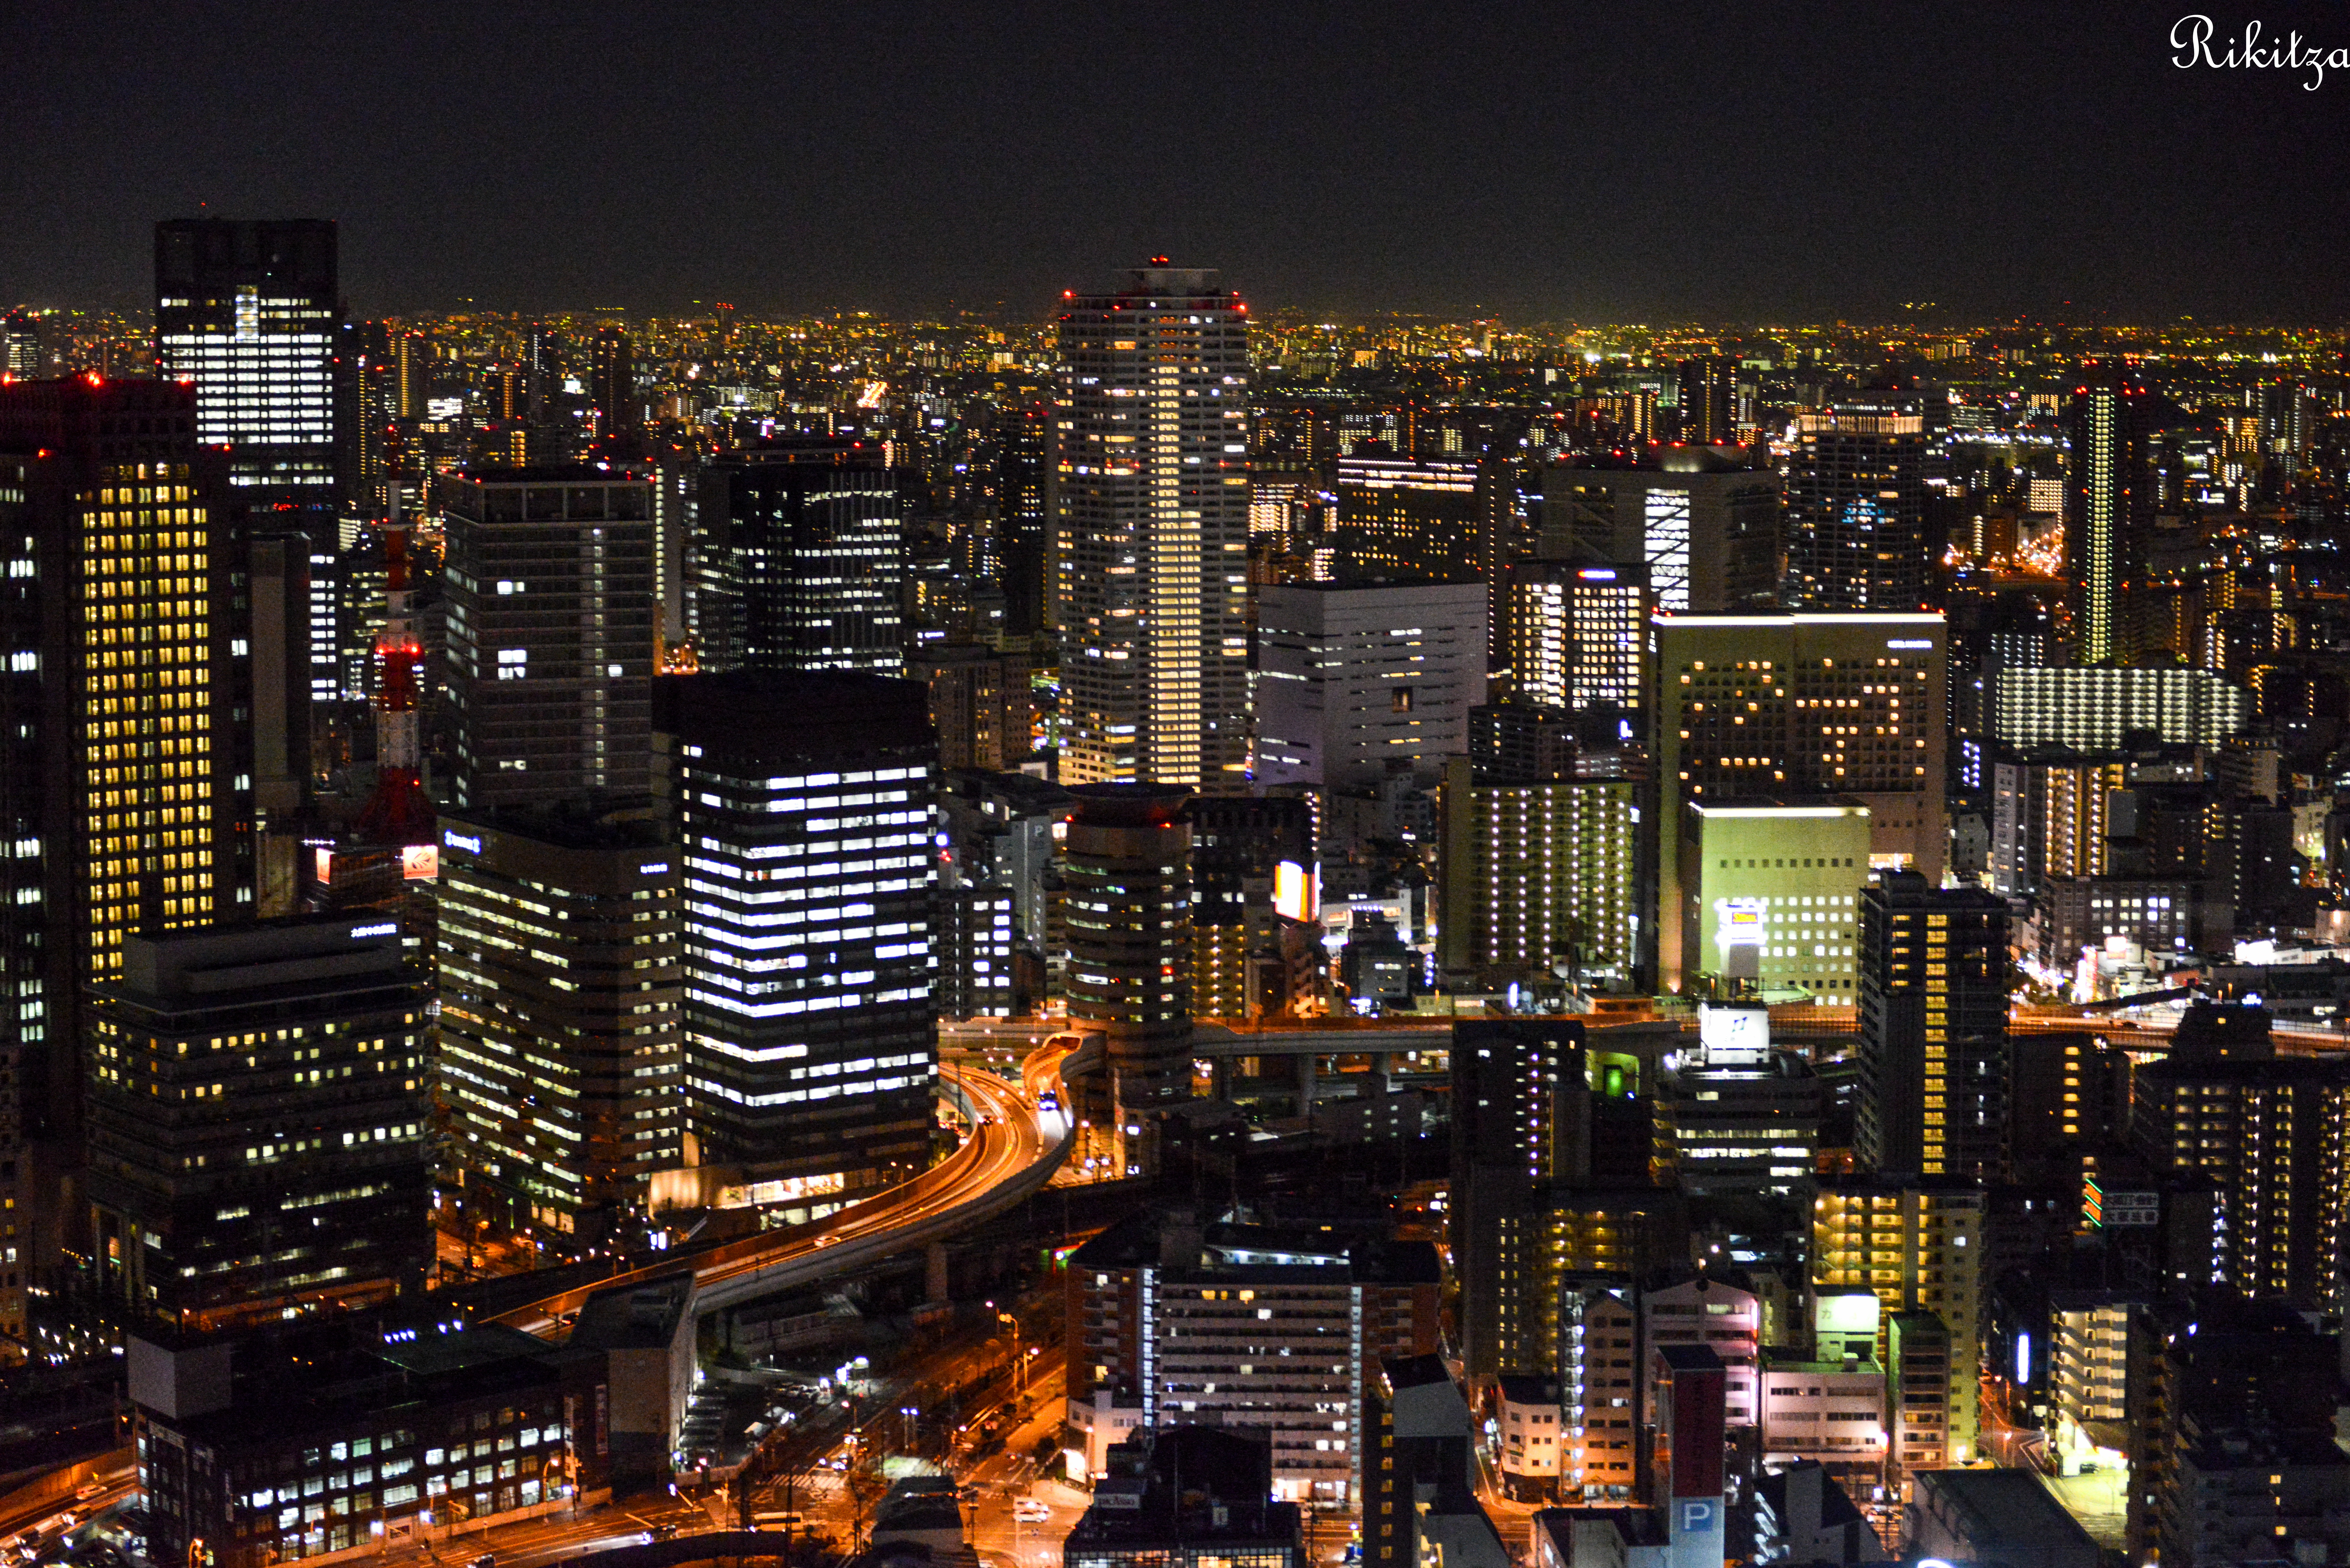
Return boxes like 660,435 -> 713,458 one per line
1856,872 -> 2010,1181
1783,395 -> 1927,611
83,917 -> 431,1331
656,671 -> 940,1191
1062,785 -> 1195,1143
153,219 -> 339,510
994,400 -> 1050,635
590,325 -> 635,451
1676,354 -> 1734,446
694,441 -> 907,675
0,379 -> 246,1329
442,467 -> 657,809
2063,371 -> 2158,666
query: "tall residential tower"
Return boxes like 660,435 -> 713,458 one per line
1052,262 -> 1250,787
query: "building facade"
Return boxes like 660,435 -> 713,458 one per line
1254,580 -> 1487,789
1052,263 -> 1251,788
1855,873 -> 2010,1181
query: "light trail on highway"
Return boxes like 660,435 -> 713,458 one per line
492,1052 -> 1072,1335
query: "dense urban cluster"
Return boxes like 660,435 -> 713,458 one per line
5,219 -> 2350,1568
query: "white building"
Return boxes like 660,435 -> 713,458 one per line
1990,666 -> 2252,752
1256,580 -> 1488,789
1643,1276 -> 1761,1428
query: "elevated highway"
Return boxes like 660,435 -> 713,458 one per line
490,1046 -> 1084,1335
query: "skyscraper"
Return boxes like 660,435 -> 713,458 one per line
84,917 -> 431,1330
694,441 -> 907,675
993,400 -> 1050,635
1052,262 -> 1250,787
590,324 -> 635,449
1651,612 -> 1947,990
442,466 -> 657,809
1,312 -> 41,377
1505,560 -> 1650,712
0,377 -> 245,1339
1253,580 -> 1487,789
1540,452 -> 1780,614
1783,396 -> 1926,612
435,806 -> 682,1253
657,671 -> 939,1189
1855,872 -> 2010,1181
2063,372 -> 2158,665
153,219 -> 339,509
1676,354 -> 1734,446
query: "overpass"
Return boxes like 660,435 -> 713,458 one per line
490,1044 -> 1085,1335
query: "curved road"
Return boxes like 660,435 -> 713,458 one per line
492,1057 -> 1072,1334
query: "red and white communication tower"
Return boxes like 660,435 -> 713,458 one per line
352,496 -> 438,874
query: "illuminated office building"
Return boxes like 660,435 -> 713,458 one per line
84,916 -> 430,1329
916,643 -> 1027,771
435,806 -> 682,1253
1052,262 -> 1250,788
1783,397 -> 1926,612
442,467 -> 657,809
1332,455 -> 1485,583
1810,1180 -> 1983,1466
1436,758 -> 1640,987
153,219 -> 338,507
1,312 -> 40,377
2064,372 -> 2158,665
1540,453 -> 1779,614
1856,873 -> 2009,1181
1652,612 -> 1946,991
590,324 -> 634,447
1653,1004 -> 1821,1195
1988,665 -> 2249,752
659,671 -> 938,1189
1676,354 -> 1734,446
1254,580 -> 1487,788
0,380 -> 245,1319
1678,801 -> 1871,1001
693,440 -> 906,675
1506,560 -> 1649,711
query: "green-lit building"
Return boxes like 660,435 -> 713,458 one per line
1680,800 -> 1873,1002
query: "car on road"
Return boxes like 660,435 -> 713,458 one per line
71,1486 -> 102,1503
1013,1499 -> 1050,1523
753,1513 -> 807,1531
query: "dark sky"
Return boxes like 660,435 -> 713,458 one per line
5,1 -> 2349,323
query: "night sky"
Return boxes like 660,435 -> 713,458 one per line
5,1 -> 2350,322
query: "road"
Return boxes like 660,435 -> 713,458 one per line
493,1055 -> 1073,1333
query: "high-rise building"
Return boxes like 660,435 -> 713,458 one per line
589,324 -> 635,448
0,378 -> 247,1312
1856,872 -> 2010,1181
1783,397 -> 1926,612
1052,262 -> 1251,788
1,312 -> 41,377
1331,455 -> 1485,583
1558,1283 -> 1641,1503
1645,1276 -> 1761,1430
435,806 -> 682,1252
1254,580 -> 1487,789
1061,784 -> 1194,1137
1506,561 -> 1650,712
935,883 -> 1017,1021
1062,1209 -> 1441,1506
153,219 -> 338,509
2130,1001 -> 2350,1308
657,671 -> 938,1188
2064,373 -> 2159,665
1810,1180 -> 1984,1465
442,466 -> 657,809
694,441 -> 907,675
1437,758 -> 1641,988
915,644 -> 1027,772
1676,355 -> 1734,446
993,400 -> 1050,636
84,917 -> 431,1330
1651,612 -> 1947,991
1188,794 -> 1318,1022
1540,453 -> 1780,614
